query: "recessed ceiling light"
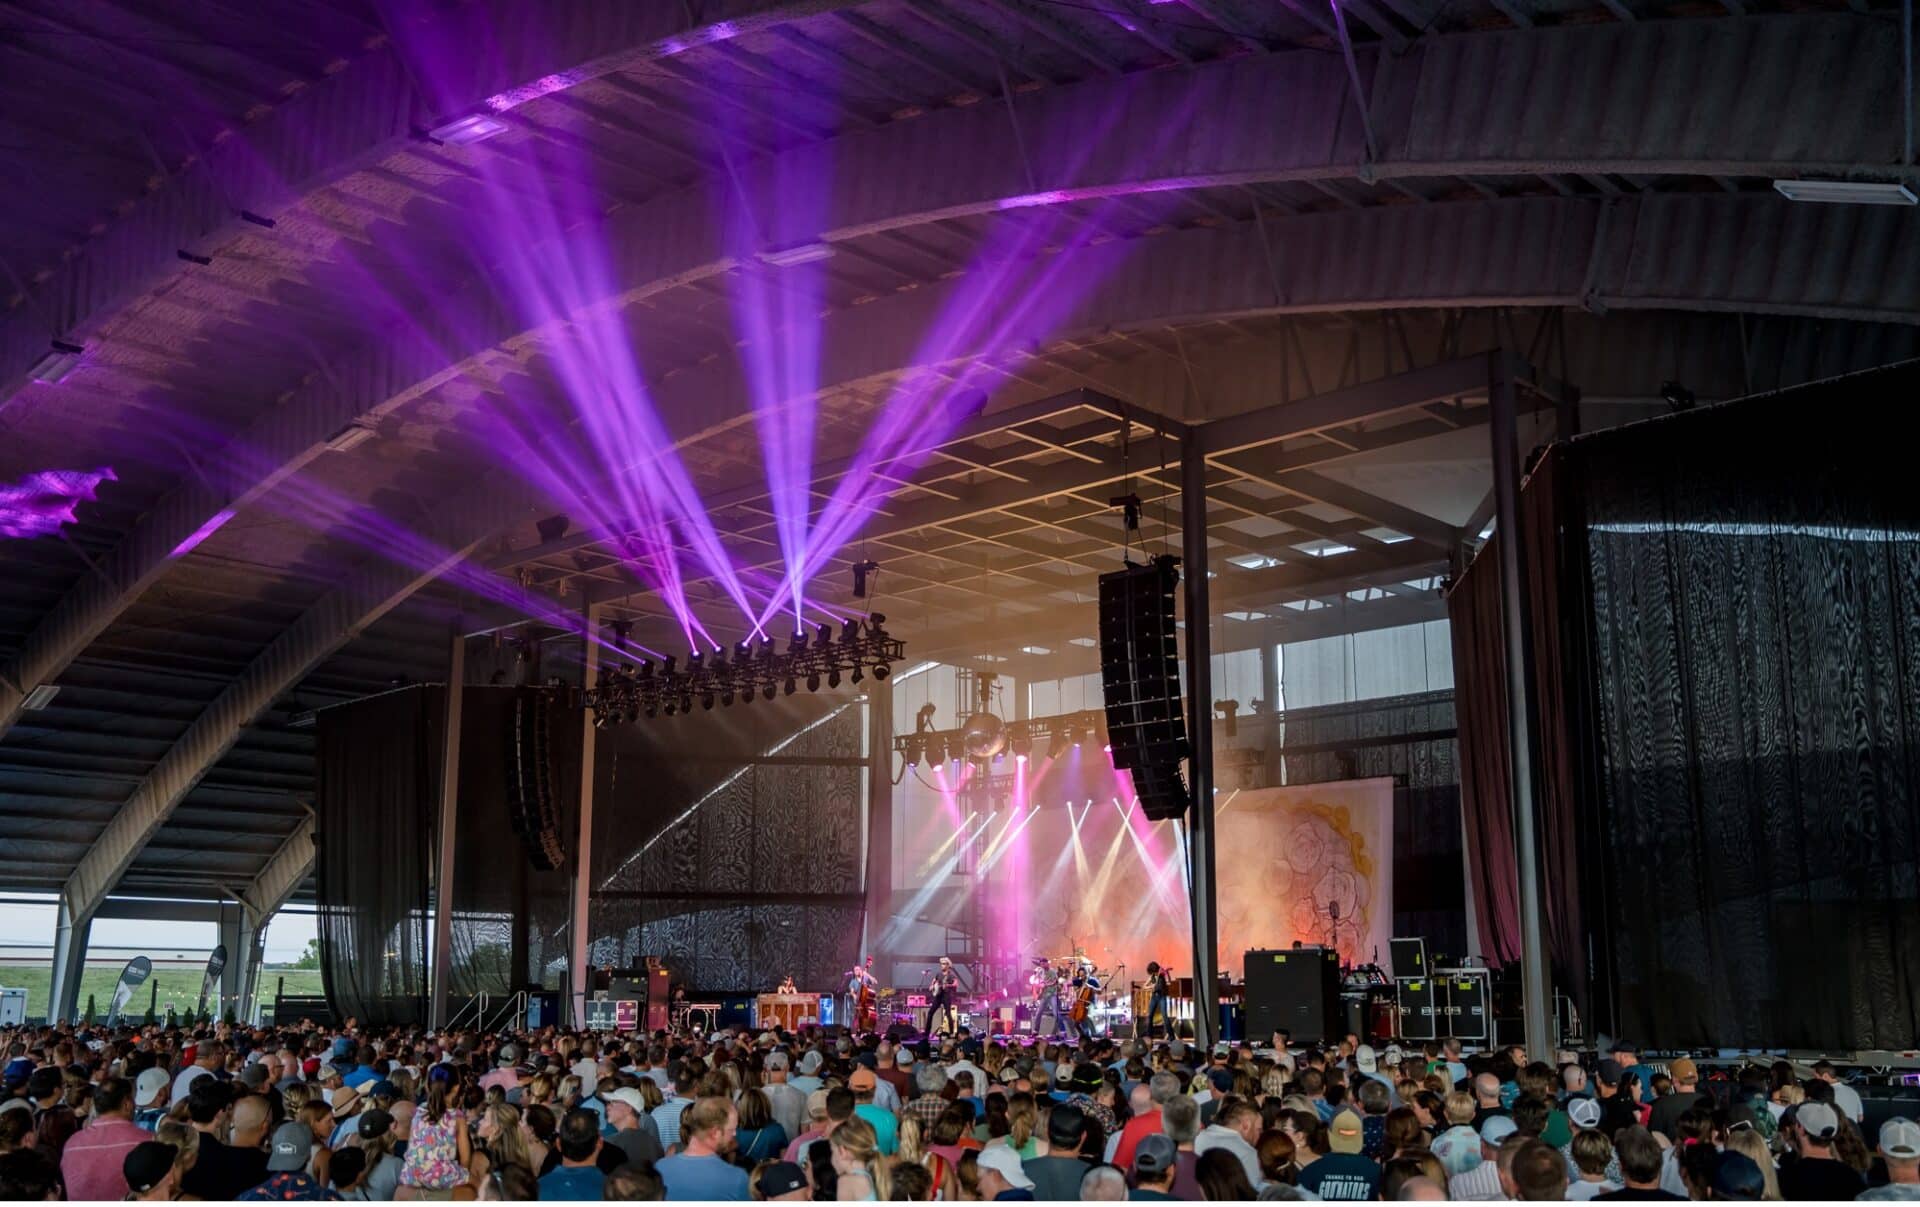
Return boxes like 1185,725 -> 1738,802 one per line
1773,179 -> 1917,206
1226,553 -> 1280,570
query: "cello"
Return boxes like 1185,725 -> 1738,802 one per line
1068,963 -> 1097,1024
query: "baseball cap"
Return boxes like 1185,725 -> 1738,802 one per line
268,1120 -> 315,1172
367,1079 -> 400,1100
1883,1117 -> 1920,1160
978,1143 -> 1035,1189
1134,1133 -> 1178,1176
0,1098 -> 31,1118
1595,1058 -> 1623,1087
1330,1109 -> 1365,1154
896,1048 -> 915,1067
756,1161 -> 808,1198
1567,1097 -> 1602,1130
1668,1057 -> 1698,1083
848,1067 -> 877,1091
1481,1115 -> 1519,1145
1798,1102 -> 1840,1141
855,1051 -> 878,1070
797,1051 -> 823,1075
1611,1040 -> 1638,1055
1354,1044 -> 1378,1073
1207,1068 -> 1234,1093
136,1067 -> 171,1104
357,1109 -> 394,1141
124,1141 -> 178,1193
603,1087 -> 647,1115
1713,1151 -> 1766,1201
765,1051 -> 790,1072
316,1063 -> 341,1082
1432,1126 -> 1484,1174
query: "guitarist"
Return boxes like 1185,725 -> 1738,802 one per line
1144,961 -> 1174,1040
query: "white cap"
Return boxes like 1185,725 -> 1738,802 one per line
1354,1044 -> 1378,1073
136,1067 -> 171,1104
975,1144 -> 1035,1189
1881,1117 -> 1920,1160
1798,1102 -> 1840,1141
896,1048 -> 915,1067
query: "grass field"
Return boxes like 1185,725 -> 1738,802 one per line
0,965 -> 326,1023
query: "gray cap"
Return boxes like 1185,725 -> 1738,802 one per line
268,1120 -> 314,1172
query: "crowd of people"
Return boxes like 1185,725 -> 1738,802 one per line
1,1019 -> 1913,1202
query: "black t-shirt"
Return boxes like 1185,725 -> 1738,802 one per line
1778,1155 -> 1867,1201
181,1133 -> 271,1200
1594,1188 -> 1685,1201
1646,1090 -> 1709,1140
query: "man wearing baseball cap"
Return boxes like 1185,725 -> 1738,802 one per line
755,1160 -> 810,1202
601,1086 -> 665,1166
132,1067 -> 171,1132
1647,1057 -> 1709,1142
237,1121 -> 332,1201
1779,1101 -> 1864,1200
847,1066 -> 897,1155
1130,1134 -> 1180,1201
123,1140 -> 183,1202
1298,1108 -> 1381,1200
1860,1117 -> 1920,1200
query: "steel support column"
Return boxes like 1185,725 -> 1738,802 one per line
1488,353 -> 1553,1060
1181,435 -> 1221,1051
216,910 -> 244,1018
49,901 -> 92,1023
569,603 -> 603,1026
429,632 -> 466,1028
861,678 -> 893,970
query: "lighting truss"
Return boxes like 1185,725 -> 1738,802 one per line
896,709 -> 1108,768
586,616 -> 904,725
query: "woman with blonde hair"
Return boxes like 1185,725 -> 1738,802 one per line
474,1102 -> 535,1177
154,1119 -> 201,1194
829,1115 -> 891,1201
992,1092 -> 1041,1161
521,1073 -> 555,1108
554,1074 -> 583,1111
896,1117 -> 958,1200
1724,1127 -> 1783,1200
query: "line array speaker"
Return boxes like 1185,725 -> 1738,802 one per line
1099,554 -> 1190,821
508,687 -> 567,870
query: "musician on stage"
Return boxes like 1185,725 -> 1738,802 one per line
1144,961 -> 1173,1039
777,974 -> 798,995
930,957 -> 961,1035
1033,961 -> 1069,1038
847,956 -> 879,1032
1069,959 -> 1101,1042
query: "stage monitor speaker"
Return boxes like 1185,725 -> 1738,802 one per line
1244,947 -> 1341,1043
1100,556 -> 1191,821
1390,938 -> 1428,981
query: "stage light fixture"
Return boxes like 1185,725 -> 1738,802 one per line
638,660 -> 655,678
1009,724 -> 1033,762
784,677 -> 798,696
852,558 -> 879,598
841,619 -> 860,644
535,514 -> 571,543
1048,726 -> 1072,760
688,650 -> 704,670
827,668 -> 842,688
903,734 -> 923,766
721,690 -> 735,706
643,701 -> 658,718
678,693 -> 693,714
868,613 -> 888,636
762,682 -> 777,701
816,622 -> 833,646
850,665 -> 865,685
806,673 -> 821,692
789,629 -> 808,653
760,636 -> 776,659
735,640 -> 752,662
701,694 -> 715,710
663,699 -> 678,716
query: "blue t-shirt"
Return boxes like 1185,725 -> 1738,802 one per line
854,1104 -> 898,1155
655,1153 -> 750,1201
539,1165 -> 606,1201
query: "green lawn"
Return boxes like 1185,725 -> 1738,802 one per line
0,965 -> 327,1023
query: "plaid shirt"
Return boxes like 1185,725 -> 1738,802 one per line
906,1093 -> 950,1132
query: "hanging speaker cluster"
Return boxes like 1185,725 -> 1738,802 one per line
1098,554 -> 1192,821
507,687 -> 567,870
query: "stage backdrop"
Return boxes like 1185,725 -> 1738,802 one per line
893,769 -> 1395,979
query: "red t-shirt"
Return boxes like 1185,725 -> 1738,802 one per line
1112,1110 -> 1164,1172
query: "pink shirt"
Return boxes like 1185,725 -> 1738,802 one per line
62,1116 -> 151,1202
479,1067 -> 521,1092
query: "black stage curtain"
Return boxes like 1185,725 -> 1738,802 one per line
316,685 -> 582,1024
449,687 -> 581,1000
315,687 -> 438,1026
1578,364 -> 1920,1049
1448,450 -> 1596,1018
590,695 -> 865,993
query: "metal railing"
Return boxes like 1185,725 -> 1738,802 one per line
447,990 -> 528,1032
